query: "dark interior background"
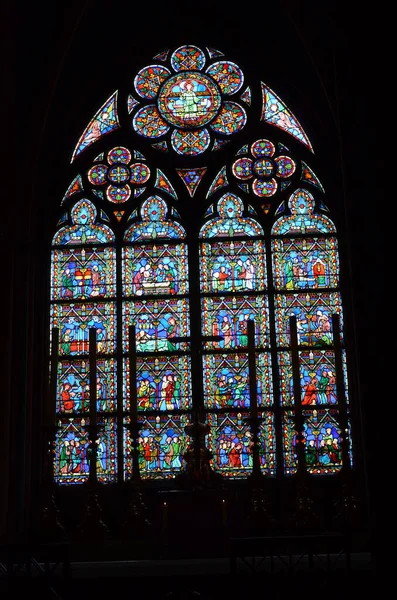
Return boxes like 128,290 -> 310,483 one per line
2,0 -> 377,557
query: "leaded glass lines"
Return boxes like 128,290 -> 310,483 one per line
199,193 -> 274,478
53,43 -> 354,484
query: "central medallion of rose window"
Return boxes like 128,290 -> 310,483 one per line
158,71 -> 221,129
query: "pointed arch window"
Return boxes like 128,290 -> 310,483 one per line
50,199 -> 118,484
51,158 -> 192,484
50,43 -> 354,486
271,189 -> 349,474
122,195 -> 191,480
199,192 -> 275,478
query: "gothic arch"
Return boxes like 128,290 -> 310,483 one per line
49,43 -> 355,486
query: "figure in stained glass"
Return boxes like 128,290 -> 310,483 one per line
136,378 -> 155,410
305,421 -> 342,469
214,372 -> 249,409
273,236 -> 338,292
204,353 -> 272,410
158,72 -> 221,128
131,356 -> 189,413
72,92 -> 119,161
124,299 -> 189,353
52,43 -> 354,484
129,255 -> 180,296
59,435 -> 89,476
284,410 -> 343,475
180,79 -> 204,117
57,360 -> 116,414
208,412 -> 275,477
57,254 -> 110,300
129,415 -> 187,478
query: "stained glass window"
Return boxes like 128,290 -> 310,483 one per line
271,189 -> 349,475
51,184 -> 192,482
51,199 -> 118,483
199,192 -> 273,478
51,42 -> 353,486
130,45 -> 247,156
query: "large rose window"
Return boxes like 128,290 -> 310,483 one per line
130,45 -> 248,156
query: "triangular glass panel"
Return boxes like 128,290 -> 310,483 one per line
152,140 -> 169,152
134,187 -> 146,198
113,210 -> 125,222
155,169 -> 177,200
278,143 -> 290,154
261,203 -> 271,215
212,138 -> 230,152
275,201 -> 285,216
61,175 -> 83,205
318,199 -> 329,212
93,152 -> 104,162
204,205 -> 214,218
71,91 -> 120,162
176,168 -> 207,197
153,49 -> 169,61
280,180 -> 292,191
247,204 -> 256,215
261,82 -> 313,152
133,150 -> 146,160
301,161 -> 325,193
93,189 -> 104,200
240,87 -> 251,106
57,212 -> 68,225
128,209 -> 138,222
127,95 -> 139,114
171,207 -> 181,219
206,47 -> 224,59
206,166 -> 228,199
100,209 -> 110,222
237,182 -> 250,193
236,144 -> 249,156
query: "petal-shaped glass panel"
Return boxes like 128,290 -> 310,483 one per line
171,45 -> 206,71
107,146 -> 132,164
106,185 -> 131,203
206,61 -> 244,95
232,158 -> 253,180
133,105 -> 170,138
252,178 -> 277,197
171,128 -> 210,155
210,102 -> 247,135
134,65 -> 171,99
